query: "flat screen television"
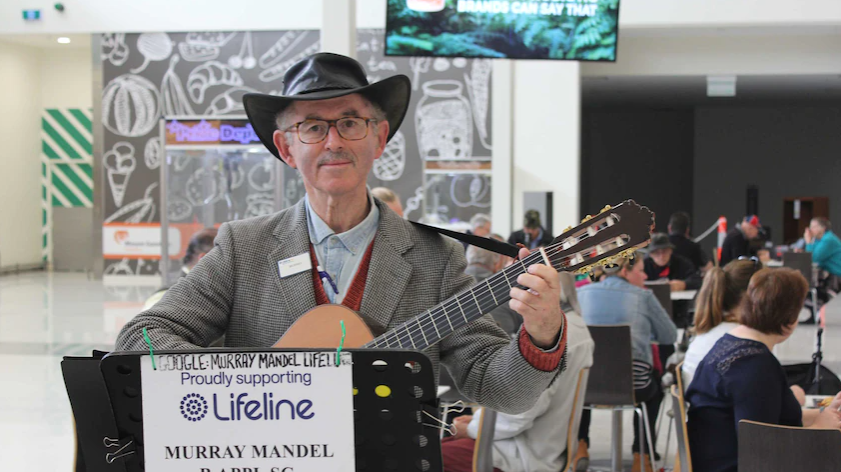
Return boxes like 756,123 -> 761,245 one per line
385,0 -> 620,62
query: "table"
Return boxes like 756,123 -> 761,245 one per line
671,290 -> 697,300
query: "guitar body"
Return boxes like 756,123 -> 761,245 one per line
273,304 -> 375,348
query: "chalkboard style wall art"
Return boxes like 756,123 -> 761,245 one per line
101,31 -> 320,275
283,29 -> 493,228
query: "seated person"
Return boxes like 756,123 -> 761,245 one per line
643,233 -> 703,292
719,215 -> 762,266
804,216 -> 841,292
682,258 -> 761,382
143,228 -> 218,310
686,268 -> 841,472
508,210 -> 553,250
577,253 -> 677,472
668,211 -> 712,274
442,273 -> 594,472
371,186 -> 403,217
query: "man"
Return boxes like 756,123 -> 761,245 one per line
509,210 -> 553,250
644,233 -> 703,292
459,213 -> 492,250
444,293 -> 594,472
720,215 -> 762,266
115,53 -> 566,414
668,211 -> 712,274
371,186 -> 403,217
805,217 -> 841,277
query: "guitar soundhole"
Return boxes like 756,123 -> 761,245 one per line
372,360 -> 388,372
404,361 -> 422,374
410,386 -> 424,398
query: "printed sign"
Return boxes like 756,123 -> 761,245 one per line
141,351 -> 355,472
103,223 -> 181,259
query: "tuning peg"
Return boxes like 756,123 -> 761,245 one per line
563,226 -> 573,233
600,204 -> 612,213
581,215 -> 593,223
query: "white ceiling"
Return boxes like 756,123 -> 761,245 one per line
0,33 -> 91,50
583,75 -> 841,106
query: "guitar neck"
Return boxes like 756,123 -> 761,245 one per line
363,251 -> 546,351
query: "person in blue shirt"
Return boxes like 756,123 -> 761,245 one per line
804,216 -> 841,283
576,252 -> 677,472
685,268 -> 841,472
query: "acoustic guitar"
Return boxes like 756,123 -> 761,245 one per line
274,200 -> 654,350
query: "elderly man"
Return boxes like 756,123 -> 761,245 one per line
115,53 -> 566,414
720,215 -> 762,266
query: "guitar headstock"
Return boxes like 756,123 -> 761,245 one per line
543,200 -> 655,275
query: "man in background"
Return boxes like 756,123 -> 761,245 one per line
668,211 -> 712,274
459,213 -> 492,250
644,233 -> 703,292
805,216 -> 841,297
720,215 -> 762,266
371,186 -> 403,217
509,210 -> 553,250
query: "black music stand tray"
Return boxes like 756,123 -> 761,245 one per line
63,348 -> 443,472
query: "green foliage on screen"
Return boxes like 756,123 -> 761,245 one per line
386,0 -> 619,61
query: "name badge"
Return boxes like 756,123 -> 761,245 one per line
278,253 -> 312,278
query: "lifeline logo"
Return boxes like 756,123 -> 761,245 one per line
180,393 -> 208,422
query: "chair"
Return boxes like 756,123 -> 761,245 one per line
645,282 -> 674,320
473,408 -> 497,472
670,384 -> 693,472
738,420 -> 841,472
782,252 -> 819,319
472,369 -> 591,472
584,325 -> 656,472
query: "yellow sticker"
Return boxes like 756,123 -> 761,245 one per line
375,385 -> 392,398
353,387 -> 358,396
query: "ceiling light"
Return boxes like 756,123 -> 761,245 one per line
707,75 -> 737,97
57,37 -> 71,44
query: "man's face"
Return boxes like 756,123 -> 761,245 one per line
474,222 -> 491,237
650,248 -> 673,267
272,94 -> 388,198
525,226 -> 540,239
743,223 -> 759,239
810,220 -> 826,238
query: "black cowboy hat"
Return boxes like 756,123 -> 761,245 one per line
243,53 -> 411,161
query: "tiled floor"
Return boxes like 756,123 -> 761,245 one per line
1,271 -> 839,471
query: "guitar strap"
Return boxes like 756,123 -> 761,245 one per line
409,221 -> 521,258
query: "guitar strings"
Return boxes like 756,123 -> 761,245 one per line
372,232 -> 628,349
369,231 -> 630,349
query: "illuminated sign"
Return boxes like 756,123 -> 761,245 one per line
165,119 -> 261,146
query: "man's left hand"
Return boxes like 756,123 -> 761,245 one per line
509,247 -> 563,349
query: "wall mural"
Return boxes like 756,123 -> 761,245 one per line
283,29 -> 493,227
103,29 -> 491,276
102,31 -> 319,275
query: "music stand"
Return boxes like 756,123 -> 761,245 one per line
64,348 -> 442,472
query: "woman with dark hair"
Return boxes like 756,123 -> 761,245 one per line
686,268 -> 841,472
143,228 -> 218,310
681,258 -> 762,381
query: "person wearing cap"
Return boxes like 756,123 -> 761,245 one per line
643,233 -> 703,293
719,215 -> 762,266
508,210 -> 553,250
115,53 -> 567,417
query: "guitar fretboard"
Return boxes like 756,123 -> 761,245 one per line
363,250 -> 553,351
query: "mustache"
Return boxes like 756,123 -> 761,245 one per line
317,151 -> 355,166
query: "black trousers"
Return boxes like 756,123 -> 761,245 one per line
579,368 -> 663,453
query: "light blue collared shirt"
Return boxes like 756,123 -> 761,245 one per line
305,193 -> 380,304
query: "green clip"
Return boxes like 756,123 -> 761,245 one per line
142,327 -> 156,370
336,320 -> 347,367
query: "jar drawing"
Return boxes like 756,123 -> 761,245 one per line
415,80 -> 473,160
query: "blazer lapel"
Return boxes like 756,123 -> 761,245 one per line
359,201 -> 414,334
268,200 -> 317,322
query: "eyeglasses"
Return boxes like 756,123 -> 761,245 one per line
737,255 -> 760,268
286,117 -> 377,144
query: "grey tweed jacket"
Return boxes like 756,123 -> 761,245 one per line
116,199 -> 560,413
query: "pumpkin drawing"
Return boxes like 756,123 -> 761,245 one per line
102,74 -> 161,138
